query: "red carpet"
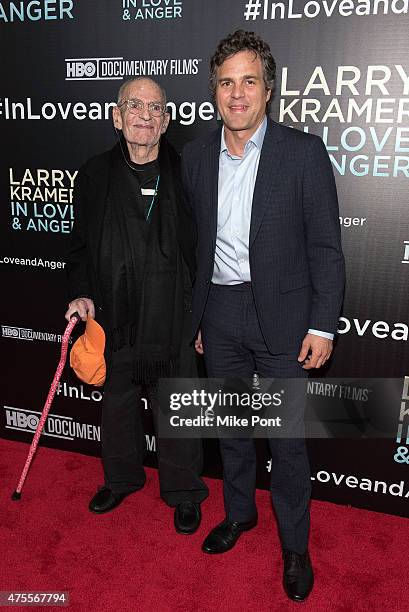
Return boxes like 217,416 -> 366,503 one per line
1,438 -> 407,612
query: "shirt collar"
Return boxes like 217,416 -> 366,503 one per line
220,116 -> 267,156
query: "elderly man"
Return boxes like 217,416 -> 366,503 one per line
182,31 -> 345,600
65,77 -> 208,533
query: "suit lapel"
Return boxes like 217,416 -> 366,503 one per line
249,119 -> 284,247
203,130 -> 221,248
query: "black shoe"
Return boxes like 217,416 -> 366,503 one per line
282,549 -> 314,602
174,501 -> 201,535
202,517 -> 257,554
88,487 -> 129,514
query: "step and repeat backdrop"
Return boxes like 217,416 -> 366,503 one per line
1,1 -> 408,517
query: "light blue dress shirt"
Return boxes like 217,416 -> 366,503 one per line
212,116 -> 333,341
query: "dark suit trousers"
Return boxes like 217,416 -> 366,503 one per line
201,282 -> 311,554
101,346 -> 209,506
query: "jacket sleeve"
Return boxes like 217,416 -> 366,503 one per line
302,136 -> 345,334
65,167 -> 93,303
179,194 -> 197,285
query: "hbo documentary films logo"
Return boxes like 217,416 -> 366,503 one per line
1,325 -> 68,343
65,56 -> 201,81
3,406 -> 100,442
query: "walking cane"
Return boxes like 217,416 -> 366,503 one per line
11,313 -> 81,500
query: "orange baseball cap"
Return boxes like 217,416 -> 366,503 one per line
70,317 -> 106,387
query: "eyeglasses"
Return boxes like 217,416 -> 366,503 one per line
117,98 -> 166,117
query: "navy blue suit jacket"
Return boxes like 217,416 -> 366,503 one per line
181,118 -> 345,353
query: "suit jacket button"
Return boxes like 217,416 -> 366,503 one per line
205,279 -> 210,285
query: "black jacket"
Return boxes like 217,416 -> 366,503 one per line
66,136 -> 197,363
181,118 -> 345,352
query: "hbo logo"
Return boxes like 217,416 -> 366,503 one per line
15,412 -> 39,430
66,61 -> 97,79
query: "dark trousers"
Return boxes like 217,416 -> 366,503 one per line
201,282 -> 311,554
101,346 -> 208,506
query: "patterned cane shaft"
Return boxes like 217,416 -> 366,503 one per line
15,317 -> 79,494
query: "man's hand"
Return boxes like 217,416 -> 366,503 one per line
297,333 -> 333,370
195,329 -> 204,355
65,297 -> 95,322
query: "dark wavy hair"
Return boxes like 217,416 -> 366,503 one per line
209,30 -> 276,97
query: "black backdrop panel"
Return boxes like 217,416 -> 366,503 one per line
1,1 -> 408,517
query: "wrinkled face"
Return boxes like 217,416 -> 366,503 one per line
113,79 -> 169,148
215,50 -> 271,137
